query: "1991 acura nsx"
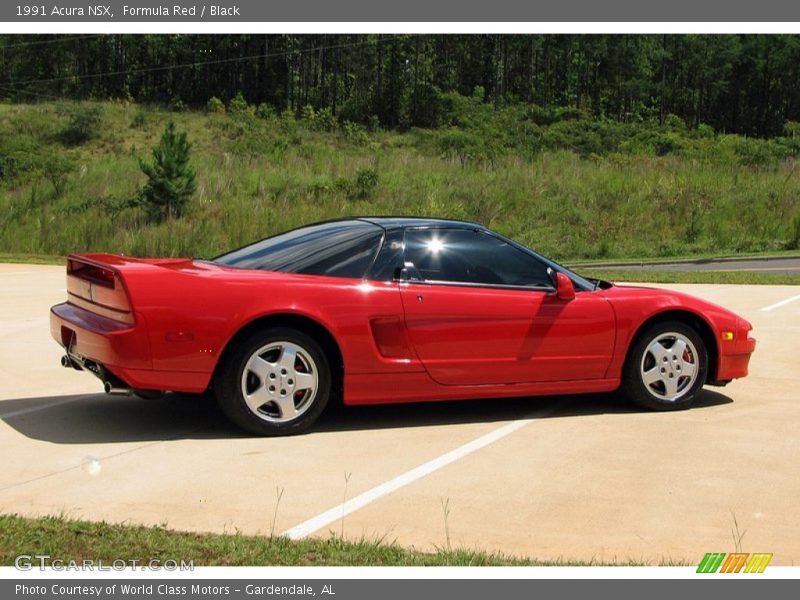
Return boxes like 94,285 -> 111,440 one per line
51,218 -> 755,435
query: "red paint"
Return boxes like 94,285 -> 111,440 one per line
50,252 -> 754,401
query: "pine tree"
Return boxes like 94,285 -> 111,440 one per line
139,121 -> 196,222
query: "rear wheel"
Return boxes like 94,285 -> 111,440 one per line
215,328 -> 331,435
622,321 -> 708,411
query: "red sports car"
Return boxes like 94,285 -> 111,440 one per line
51,218 -> 755,435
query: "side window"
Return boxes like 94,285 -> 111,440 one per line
296,230 -> 384,278
214,221 -> 384,279
404,229 -> 551,288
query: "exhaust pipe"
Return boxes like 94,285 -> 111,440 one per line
61,354 -> 83,370
103,381 -> 132,396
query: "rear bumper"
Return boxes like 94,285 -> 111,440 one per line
50,303 -> 209,393
50,302 -> 151,369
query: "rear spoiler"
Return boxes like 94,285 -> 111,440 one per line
66,255 -> 135,324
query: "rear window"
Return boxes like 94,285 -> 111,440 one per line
213,221 -> 384,279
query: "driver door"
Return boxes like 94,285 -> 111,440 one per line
398,228 -> 615,385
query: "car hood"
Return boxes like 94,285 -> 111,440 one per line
599,283 -> 750,328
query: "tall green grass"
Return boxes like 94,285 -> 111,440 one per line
1,100 -> 798,261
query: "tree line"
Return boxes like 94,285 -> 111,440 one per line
1,34 -> 800,136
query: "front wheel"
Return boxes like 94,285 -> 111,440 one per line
215,328 -> 331,436
621,321 -> 708,411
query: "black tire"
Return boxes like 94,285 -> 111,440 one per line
214,327 -> 331,436
621,320 -> 708,411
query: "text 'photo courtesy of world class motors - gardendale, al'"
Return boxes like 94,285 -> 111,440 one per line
0,33 -> 798,569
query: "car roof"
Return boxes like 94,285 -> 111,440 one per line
355,217 -> 485,231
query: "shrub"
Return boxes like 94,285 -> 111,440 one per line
313,107 -> 337,132
696,123 -> 715,138
553,106 -> 588,121
0,136 -> 39,182
42,150 -> 75,197
57,104 -> 103,144
436,128 -> 489,165
653,133 -> 683,156
130,110 -> 149,128
664,113 -> 687,132
526,104 -> 557,126
169,97 -> 186,112
542,120 -> 623,156
354,168 -> 378,198
255,103 -> 275,120
784,121 -> 800,138
227,128 -> 290,159
138,122 -> 196,222
207,96 -> 225,113
735,137 -> 776,166
341,121 -> 369,145
228,92 -> 252,115
300,104 -> 316,122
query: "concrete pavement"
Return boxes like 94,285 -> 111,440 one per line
1,264 -> 798,564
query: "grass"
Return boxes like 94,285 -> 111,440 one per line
0,252 -> 65,265
580,269 -> 800,285
0,514 -> 684,567
1,100 -> 800,262
567,248 -> 800,267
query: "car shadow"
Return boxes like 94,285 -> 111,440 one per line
0,388 -> 734,445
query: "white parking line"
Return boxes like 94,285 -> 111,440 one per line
760,294 -> 800,312
282,403 -> 563,540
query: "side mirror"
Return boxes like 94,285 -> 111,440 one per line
554,272 -> 576,301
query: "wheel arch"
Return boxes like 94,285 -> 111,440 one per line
213,312 -> 344,399
624,309 -> 719,382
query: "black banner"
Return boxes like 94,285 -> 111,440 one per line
4,0 -> 800,22
5,579 -> 798,600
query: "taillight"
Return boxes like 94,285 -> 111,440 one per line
67,259 -> 134,324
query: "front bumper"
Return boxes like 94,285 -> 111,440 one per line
715,324 -> 756,381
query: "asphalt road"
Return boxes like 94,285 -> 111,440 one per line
1,263 -> 799,564
574,256 -> 800,275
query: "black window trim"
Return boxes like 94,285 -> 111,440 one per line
359,229 -> 387,279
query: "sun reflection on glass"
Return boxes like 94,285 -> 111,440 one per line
426,238 -> 445,253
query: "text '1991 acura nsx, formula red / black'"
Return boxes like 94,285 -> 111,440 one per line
50,217 -> 755,435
